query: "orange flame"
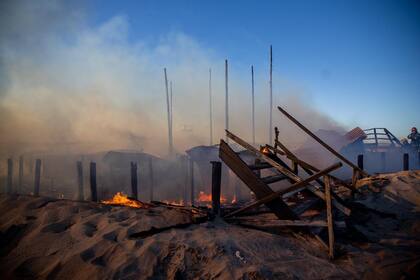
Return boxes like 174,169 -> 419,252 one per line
261,146 -> 270,155
197,191 -> 227,203
101,192 -> 149,208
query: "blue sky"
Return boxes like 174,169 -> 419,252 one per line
91,0 -> 418,137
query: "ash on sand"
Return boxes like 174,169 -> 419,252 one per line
1,171 -> 419,279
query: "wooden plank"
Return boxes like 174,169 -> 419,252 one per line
219,140 -> 298,220
226,130 -> 351,215
249,162 -> 272,170
324,175 -> 335,259
211,161 -> 222,216
224,162 -> 342,218
228,218 -> 328,227
275,138 -> 356,192
262,174 -> 288,184
277,106 -> 369,177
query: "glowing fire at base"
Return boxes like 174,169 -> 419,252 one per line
197,191 -> 227,204
101,192 -> 150,208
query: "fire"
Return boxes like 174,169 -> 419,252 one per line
261,146 -> 270,155
231,194 -> 237,204
101,192 -> 150,208
197,191 -> 227,203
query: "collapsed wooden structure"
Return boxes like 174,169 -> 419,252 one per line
219,106 -> 370,259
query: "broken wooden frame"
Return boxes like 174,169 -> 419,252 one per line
220,132 -> 338,258
277,106 -> 369,182
225,130 -> 351,216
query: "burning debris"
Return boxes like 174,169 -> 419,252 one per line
101,192 -> 152,208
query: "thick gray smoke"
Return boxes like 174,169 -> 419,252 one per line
0,0 -> 346,158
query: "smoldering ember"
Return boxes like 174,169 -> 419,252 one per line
1,1 -> 420,280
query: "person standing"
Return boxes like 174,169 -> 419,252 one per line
407,127 -> 420,152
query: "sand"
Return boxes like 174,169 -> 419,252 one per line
1,171 -> 419,279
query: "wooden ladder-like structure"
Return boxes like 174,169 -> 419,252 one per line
220,130 -> 353,259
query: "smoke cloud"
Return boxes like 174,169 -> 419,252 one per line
0,0 -> 346,158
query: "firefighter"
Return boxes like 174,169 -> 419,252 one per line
407,127 -> 420,151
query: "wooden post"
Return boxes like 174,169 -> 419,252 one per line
164,68 -> 173,155
7,158 -> 13,194
34,159 -> 41,196
292,161 -> 299,175
190,158 -> 195,206
211,161 -> 222,215
324,175 -> 334,259
380,152 -> 386,172
357,154 -> 364,170
77,161 -> 84,200
130,162 -> 138,200
90,162 -> 97,202
18,156 -> 23,193
403,153 -> 409,171
148,158 -> 154,201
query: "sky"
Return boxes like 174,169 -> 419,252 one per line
91,0 -> 420,137
0,0 -> 419,156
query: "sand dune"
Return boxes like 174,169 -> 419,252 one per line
1,171 -> 420,279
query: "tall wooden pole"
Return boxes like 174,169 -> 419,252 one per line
209,68 -> 213,145
164,68 -> 173,156
225,59 -> 229,142
251,65 -> 255,145
324,175 -> 335,259
269,45 -> 273,145
170,80 -> 173,145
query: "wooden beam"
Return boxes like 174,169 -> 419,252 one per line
275,139 -> 355,191
228,218 -> 328,227
224,162 -> 342,218
324,175 -> 335,259
211,161 -> 222,216
277,106 -> 369,177
226,130 -> 351,215
261,174 -> 288,184
219,140 -> 298,220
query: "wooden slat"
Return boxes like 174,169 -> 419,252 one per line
277,106 -> 369,177
324,175 -> 335,259
226,130 -> 351,216
224,162 -> 342,218
249,162 -> 272,170
219,140 -> 298,220
228,218 -> 328,227
262,174 -> 288,184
